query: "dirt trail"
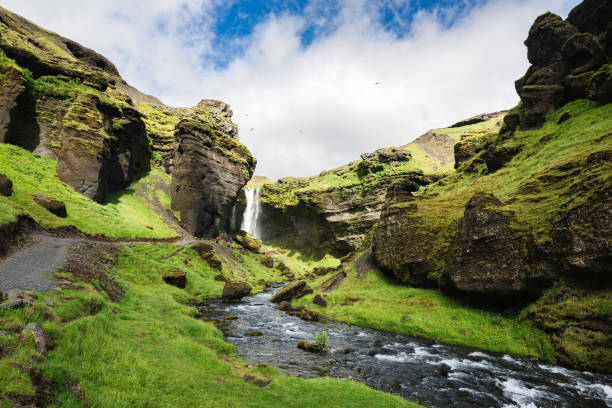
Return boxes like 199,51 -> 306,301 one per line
0,235 -> 82,292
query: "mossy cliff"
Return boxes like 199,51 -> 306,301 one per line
371,0 -> 612,373
0,6 -> 254,237
255,113 -> 505,255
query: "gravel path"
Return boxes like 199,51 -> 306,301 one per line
0,236 -> 82,293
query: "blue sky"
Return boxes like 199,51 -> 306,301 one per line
2,0 -> 579,179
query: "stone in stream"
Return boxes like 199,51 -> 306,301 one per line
297,341 -> 324,352
0,174 -> 13,196
33,195 -> 67,218
270,280 -> 312,303
222,281 -> 252,301
22,323 -> 47,355
162,267 -> 187,289
246,331 -> 264,337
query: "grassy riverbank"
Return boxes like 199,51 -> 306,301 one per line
293,253 -> 556,361
0,243 -> 421,408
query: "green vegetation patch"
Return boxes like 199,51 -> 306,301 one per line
0,143 -> 177,238
294,255 -> 555,360
0,243 -> 419,407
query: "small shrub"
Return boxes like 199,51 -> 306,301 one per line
316,331 -> 328,352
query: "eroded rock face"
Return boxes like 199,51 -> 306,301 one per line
55,95 -> 150,202
0,64 -> 26,142
170,119 -> 254,237
444,192 -> 554,302
372,202 -> 439,287
506,1 -> 612,133
260,171 -> 436,255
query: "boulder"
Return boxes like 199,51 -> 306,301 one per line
312,266 -> 335,277
234,230 -> 262,253
483,145 -> 522,173
259,255 -> 274,268
313,294 -> 327,307
222,281 -> 252,301
23,323 -> 47,355
0,174 -> 13,196
162,267 -> 187,289
321,271 -> 347,293
277,301 -> 292,311
444,192 -> 553,303
270,280 -> 312,303
33,195 -> 67,217
191,243 -> 223,271
297,341 -> 323,352
170,119 -> 255,237
0,299 -> 24,309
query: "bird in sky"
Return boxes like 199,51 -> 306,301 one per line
375,82 -> 382,85
249,128 -> 254,131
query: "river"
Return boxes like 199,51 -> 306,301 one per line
202,284 -> 612,408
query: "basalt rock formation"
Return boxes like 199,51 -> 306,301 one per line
254,115 -> 504,255
370,0 -> 611,370
503,0 -> 612,132
0,6 -> 253,236
170,119 -> 254,237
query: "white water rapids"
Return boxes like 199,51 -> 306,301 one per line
240,187 -> 261,238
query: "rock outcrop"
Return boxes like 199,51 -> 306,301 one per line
503,1 -> 612,132
170,119 -> 255,237
1,6 -> 246,213
442,192 -> 554,302
270,280 -> 313,303
222,281 -> 252,301
256,112 -> 503,255
0,173 -> 12,196
33,195 -> 67,218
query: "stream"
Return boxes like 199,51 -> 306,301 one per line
203,284 -> 612,408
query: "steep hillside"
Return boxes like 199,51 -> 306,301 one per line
0,6 -> 254,239
370,2 -> 612,372
253,113 -> 505,254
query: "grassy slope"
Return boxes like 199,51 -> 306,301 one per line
293,254 -> 555,361
390,100 -> 612,275
260,114 -> 503,208
0,244 -> 419,408
0,143 -> 177,238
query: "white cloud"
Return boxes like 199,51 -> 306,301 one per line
1,0 -> 580,179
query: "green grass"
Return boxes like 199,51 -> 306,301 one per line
0,143 -> 177,238
0,243 -> 420,407
294,255 -> 556,361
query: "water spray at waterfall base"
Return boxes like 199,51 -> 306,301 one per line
241,187 -> 262,238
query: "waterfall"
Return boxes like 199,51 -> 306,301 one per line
240,187 -> 261,238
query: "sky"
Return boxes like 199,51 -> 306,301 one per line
1,0 -> 580,179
